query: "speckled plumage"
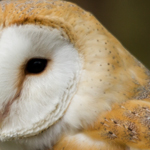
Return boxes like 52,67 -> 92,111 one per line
0,0 -> 150,150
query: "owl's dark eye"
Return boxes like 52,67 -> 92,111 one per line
26,58 -> 48,74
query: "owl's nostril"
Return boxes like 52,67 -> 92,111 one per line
25,58 -> 48,74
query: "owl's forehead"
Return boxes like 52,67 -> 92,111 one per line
0,0 -> 83,23
0,0 -> 67,11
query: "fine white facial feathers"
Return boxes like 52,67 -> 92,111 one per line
0,25 -> 81,141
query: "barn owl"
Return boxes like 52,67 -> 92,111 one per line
0,0 -> 150,150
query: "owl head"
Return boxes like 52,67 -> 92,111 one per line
0,0 -> 149,150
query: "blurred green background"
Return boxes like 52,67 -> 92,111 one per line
67,0 -> 150,69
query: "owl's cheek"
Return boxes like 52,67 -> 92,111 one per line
0,79 -> 75,141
